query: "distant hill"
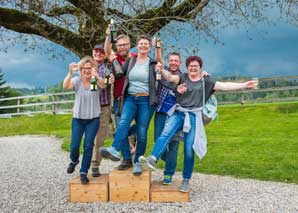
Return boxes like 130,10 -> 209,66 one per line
16,81 -> 64,95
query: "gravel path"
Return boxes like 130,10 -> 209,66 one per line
0,135 -> 297,213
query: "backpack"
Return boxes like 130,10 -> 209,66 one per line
202,77 -> 218,125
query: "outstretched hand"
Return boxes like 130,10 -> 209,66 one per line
245,80 -> 258,89
177,84 -> 187,94
155,62 -> 163,72
69,63 -> 77,75
200,70 -> 209,78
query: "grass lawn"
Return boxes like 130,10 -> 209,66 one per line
0,102 -> 297,183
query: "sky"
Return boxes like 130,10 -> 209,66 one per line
0,15 -> 298,88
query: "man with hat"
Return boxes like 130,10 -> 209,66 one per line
91,44 -> 115,177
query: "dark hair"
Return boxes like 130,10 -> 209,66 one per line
136,35 -> 150,44
185,56 -> 203,68
168,52 -> 181,60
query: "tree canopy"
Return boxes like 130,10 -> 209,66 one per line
0,0 -> 297,57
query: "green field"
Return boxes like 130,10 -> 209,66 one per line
0,102 -> 297,183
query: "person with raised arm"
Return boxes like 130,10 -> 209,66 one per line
64,56 -> 109,184
100,35 -> 159,176
139,55 -> 258,192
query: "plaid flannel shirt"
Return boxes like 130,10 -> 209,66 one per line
156,67 -> 181,112
98,63 -> 111,106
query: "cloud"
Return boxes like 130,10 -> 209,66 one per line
0,14 -> 297,88
0,44 -> 79,87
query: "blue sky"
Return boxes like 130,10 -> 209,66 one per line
1,19 -> 298,88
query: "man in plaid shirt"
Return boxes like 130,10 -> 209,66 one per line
91,44 -> 114,177
154,51 -> 183,185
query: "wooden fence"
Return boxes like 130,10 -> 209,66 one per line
0,81 -> 298,117
0,91 -> 75,117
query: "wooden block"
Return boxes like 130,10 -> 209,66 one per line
69,174 -> 109,202
150,180 -> 190,202
109,168 -> 151,202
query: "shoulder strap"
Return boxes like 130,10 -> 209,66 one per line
118,57 -> 134,116
121,57 -> 134,97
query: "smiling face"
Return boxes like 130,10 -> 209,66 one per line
80,62 -> 93,79
187,60 -> 201,78
168,55 -> 182,73
116,37 -> 130,57
137,38 -> 150,55
92,49 -> 106,64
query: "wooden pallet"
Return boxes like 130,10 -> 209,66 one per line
109,168 -> 151,202
150,180 -> 190,202
69,174 -> 109,202
68,169 -> 191,203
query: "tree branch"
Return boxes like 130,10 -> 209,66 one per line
0,7 -> 91,56
46,5 -> 79,17
162,0 -> 178,8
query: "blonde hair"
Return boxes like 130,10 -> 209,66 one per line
77,56 -> 96,75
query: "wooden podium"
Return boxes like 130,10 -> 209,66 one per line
109,168 -> 151,202
150,180 -> 190,202
69,168 -> 189,203
69,174 -> 109,202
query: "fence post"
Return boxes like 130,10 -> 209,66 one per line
51,94 -> 56,115
240,90 -> 245,106
17,99 -> 20,113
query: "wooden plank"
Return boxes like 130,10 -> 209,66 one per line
150,180 -> 190,203
109,168 -> 151,202
69,174 -> 109,202
0,91 -> 74,102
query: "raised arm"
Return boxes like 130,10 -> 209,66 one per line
158,63 -> 180,85
214,80 -> 257,91
63,63 -> 75,90
104,24 -> 112,58
152,37 -> 164,64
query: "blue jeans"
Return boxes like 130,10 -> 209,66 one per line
151,111 -> 196,180
113,95 -> 155,163
113,99 -> 132,160
154,112 -> 179,177
70,117 -> 99,174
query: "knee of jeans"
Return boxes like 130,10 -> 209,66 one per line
184,148 -> 194,159
84,143 -> 94,151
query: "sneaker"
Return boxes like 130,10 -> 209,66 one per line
118,159 -> 133,170
80,173 -> 89,184
133,162 -> 142,176
67,161 -> 79,174
91,167 -> 101,177
99,147 -> 120,161
162,175 -> 172,185
138,155 -> 156,171
179,179 -> 190,192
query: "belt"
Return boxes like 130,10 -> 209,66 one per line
133,93 -> 149,97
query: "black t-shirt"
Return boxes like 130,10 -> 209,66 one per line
176,73 -> 216,109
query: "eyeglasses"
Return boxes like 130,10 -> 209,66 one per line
188,65 -> 200,68
82,67 -> 92,71
116,43 -> 129,47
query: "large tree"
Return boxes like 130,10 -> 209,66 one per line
0,0 -> 297,57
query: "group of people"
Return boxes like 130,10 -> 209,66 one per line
63,25 -> 258,192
